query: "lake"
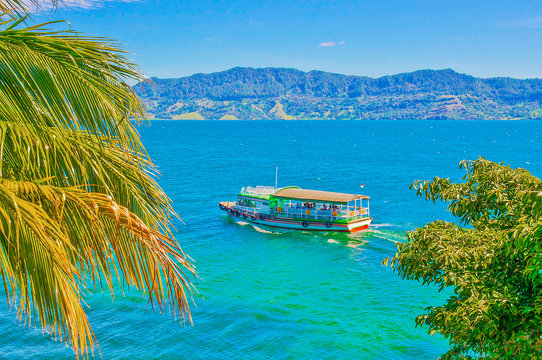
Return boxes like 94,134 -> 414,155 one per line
1,120 -> 541,359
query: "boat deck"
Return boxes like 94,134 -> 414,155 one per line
219,185 -> 372,233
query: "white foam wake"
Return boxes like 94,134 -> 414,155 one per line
347,241 -> 367,248
367,229 -> 406,243
370,223 -> 393,228
252,226 -> 274,234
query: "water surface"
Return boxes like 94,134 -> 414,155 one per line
2,120 -> 541,359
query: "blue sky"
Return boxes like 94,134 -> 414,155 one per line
35,0 -> 542,79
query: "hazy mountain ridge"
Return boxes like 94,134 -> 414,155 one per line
133,67 -> 542,119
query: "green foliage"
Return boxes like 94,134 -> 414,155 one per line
134,67 -> 542,120
0,5 -> 195,357
386,158 -> 542,359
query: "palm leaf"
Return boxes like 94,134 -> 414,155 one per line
3,178 -> 195,314
0,121 -> 174,231
0,16 -> 146,150
0,1 -> 58,17
0,9 -> 196,358
0,182 -> 95,355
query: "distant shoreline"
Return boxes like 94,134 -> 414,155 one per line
141,118 -> 538,121
134,67 -> 542,121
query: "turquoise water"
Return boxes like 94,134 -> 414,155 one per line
1,120 -> 541,359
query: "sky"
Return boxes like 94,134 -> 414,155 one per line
32,0 -> 542,79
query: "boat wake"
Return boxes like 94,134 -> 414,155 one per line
367,229 -> 406,243
347,240 -> 367,248
252,225 -> 275,234
236,221 -> 249,226
327,239 -> 339,244
370,223 -> 393,228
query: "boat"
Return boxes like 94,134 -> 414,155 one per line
219,185 -> 372,233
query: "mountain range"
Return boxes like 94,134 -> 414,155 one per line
133,67 -> 542,120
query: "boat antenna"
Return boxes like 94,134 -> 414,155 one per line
275,166 -> 278,189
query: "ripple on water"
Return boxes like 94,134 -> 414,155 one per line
5,120 -> 542,359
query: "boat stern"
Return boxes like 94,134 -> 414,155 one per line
219,201 -> 236,212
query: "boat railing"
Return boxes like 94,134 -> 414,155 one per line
232,205 -> 259,217
233,204 -> 369,221
276,207 -> 369,221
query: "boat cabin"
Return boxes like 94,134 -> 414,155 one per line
235,186 -> 370,222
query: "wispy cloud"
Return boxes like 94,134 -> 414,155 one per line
66,0 -> 141,9
23,0 -> 140,11
318,42 -> 336,47
503,16 -> 542,29
318,40 -> 346,47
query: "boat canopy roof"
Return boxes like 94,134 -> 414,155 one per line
273,187 -> 369,204
238,186 -> 276,200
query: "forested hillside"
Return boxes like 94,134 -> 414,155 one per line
133,67 -> 542,120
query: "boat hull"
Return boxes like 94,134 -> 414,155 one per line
219,201 -> 372,233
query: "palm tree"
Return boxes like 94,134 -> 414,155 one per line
0,1 -> 195,357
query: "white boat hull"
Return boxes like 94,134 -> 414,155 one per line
220,202 -> 372,233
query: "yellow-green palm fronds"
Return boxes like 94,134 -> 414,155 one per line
0,182 -> 95,355
0,0 -> 58,17
0,121 -> 174,232
0,6 -> 196,358
0,175 -> 196,356
2,178 -> 195,316
0,16 -> 146,150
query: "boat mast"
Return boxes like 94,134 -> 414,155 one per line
275,166 -> 278,189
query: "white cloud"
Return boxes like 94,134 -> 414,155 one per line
318,41 -> 346,47
22,0 -> 140,12
318,42 -> 336,47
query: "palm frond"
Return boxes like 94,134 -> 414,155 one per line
0,17 -> 147,150
0,1 -> 59,17
1,178 -> 196,356
0,11 -> 196,358
0,121 -> 174,232
0,181 -> 95,355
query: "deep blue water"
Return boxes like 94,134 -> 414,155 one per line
1,120 -> 541,359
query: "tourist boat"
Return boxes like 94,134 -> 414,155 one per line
219,185 -> 372,233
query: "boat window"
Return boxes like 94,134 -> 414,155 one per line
239,198 -> 256,207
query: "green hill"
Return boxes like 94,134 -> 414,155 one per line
172,112 -> 204,120
133,67 -> 542,120
219,114 -> 238,120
